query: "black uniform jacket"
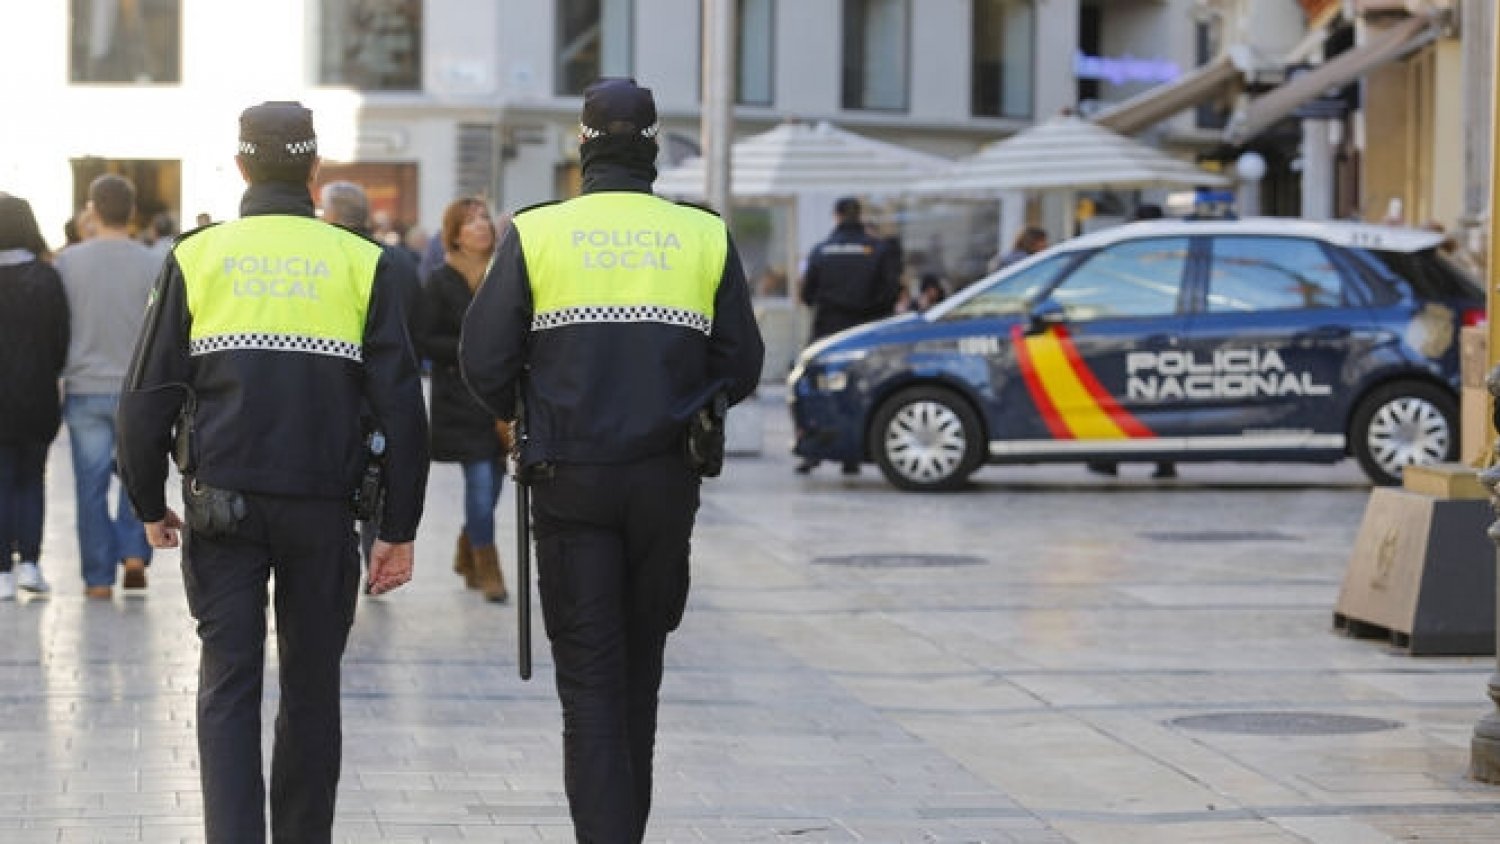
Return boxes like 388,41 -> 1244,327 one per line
459,162 -> 765,471
117,182 -> 430,542
416,263 -> 503,464
800,222 -> 901,340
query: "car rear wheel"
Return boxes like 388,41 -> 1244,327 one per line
1350,381 -> 1457,486
872,386 -> 985,491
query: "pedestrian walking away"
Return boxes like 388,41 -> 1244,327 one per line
0,195 -> 71,600
795,196 -> 900,475
116,101 -> 430,844
318,180 -> 425,582
461,78 -> 765,843
416,196 -> 511,603
55,173 -> 164,598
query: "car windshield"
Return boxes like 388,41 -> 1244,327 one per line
939,254 -> 1073,320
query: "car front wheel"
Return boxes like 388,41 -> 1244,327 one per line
872,386 -> 985,491
1350,381 -> 1458,486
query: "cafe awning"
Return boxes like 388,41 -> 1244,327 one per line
1092,54 -> 1239,136
1224,11 -> 1441,144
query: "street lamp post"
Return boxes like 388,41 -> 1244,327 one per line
701,0 -> 735,223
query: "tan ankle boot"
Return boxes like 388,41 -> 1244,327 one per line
454,532 -> 477,588
471,544 -> 508,603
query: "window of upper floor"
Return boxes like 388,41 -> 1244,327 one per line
558,0 -> 634,97
737,0 -> 774,106
842,0 -> 909,112
972,0 -> 1033,119
70,0 -> 180,84
317,0 -> 423,91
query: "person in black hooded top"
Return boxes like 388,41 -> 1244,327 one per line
0,195 -> 69,600
461,78 -> 764,843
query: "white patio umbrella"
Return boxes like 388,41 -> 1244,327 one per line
655,119 -> 951,200
913,114 -> 1231,197
655,120 -> 951,279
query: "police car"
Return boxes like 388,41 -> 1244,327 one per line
789,219 -> 1484,491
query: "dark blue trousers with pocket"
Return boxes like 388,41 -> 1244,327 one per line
530,454 -> 700,844
181,493 -> 359,844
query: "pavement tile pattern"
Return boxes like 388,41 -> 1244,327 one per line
3,392 -> 1500,842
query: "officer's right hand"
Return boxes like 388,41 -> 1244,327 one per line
367,540 -> 415,595
146,508 -> 184,549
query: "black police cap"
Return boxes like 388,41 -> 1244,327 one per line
238,101 -> 317,162
579,78 -> 658,141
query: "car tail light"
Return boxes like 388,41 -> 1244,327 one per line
1462,308 -> 1486,328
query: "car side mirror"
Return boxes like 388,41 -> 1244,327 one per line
1026,298 -> 1067,335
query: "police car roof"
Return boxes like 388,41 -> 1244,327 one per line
1060,217 -> 1444,254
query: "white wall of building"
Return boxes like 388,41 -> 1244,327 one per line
0,0 -> 1199,249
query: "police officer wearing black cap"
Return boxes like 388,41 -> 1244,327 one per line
461,78 -> 764,842
118,101 -> 430,843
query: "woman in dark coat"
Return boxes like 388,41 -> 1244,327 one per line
416,197 -> 508,602
0,195 -> 70,599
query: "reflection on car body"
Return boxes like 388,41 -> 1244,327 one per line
788,219 -> 1484,491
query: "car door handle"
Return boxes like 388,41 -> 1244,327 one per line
1302,326 -> 1351,341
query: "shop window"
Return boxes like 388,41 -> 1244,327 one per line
318,0 -> 422,91
737,0 -> 774,105
557,0 -> 634,96
69,0 -> 180,84
842,0 -> 909,111
70,158 -> 181,234
971,0 -> 1033,119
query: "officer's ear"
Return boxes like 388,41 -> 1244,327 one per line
234,155 -> 251,186
305,157 -> 322,191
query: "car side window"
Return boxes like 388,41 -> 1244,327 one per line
1207,236 -> 1344,313
943,255 -> 1071,320
1048,237 -> 1189,321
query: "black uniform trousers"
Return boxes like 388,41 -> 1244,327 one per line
530,453 -> 700,844
180,491 -> 360,844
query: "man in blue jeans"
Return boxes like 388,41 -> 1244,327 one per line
56,175 -> 164,599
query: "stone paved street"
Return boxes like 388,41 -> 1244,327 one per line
4,389 -> 1500,842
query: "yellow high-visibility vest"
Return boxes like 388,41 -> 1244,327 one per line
512,193 -> 726,335
174,215 -> 381,361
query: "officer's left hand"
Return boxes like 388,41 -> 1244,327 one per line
146,508 -> 184,549
367,540 -> 414,595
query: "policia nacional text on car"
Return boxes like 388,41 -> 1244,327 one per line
460,79 -> 764,843
116,102 -> 430,844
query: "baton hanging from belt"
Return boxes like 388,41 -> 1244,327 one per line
512,392 -> 532,681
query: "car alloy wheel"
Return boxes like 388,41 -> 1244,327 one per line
1351,381 -> 1457,486
873,386 -> 984,491
1365,397 -> 1450,477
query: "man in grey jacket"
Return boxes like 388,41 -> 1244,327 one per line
56,174 -> 165,599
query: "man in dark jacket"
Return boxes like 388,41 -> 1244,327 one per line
800,196 -> 901,343
795,197 -> 900,476
117,101 -> 429,844
319,180 -> 427,576
460,78 -> 764,843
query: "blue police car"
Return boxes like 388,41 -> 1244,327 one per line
788,219 -> 1484,491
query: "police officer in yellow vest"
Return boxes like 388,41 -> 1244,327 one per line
117,102 -> 430,843
461,79 -> 764,842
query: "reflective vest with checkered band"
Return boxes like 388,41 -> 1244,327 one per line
174,215 -> 380,362
512,193 -> 727,335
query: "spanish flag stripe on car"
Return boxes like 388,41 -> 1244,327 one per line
1011,324 -> 1154,441
1011,324 -> 1072,439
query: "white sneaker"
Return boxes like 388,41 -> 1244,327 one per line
0,571 -> 14,601
16,562 -> 50,594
